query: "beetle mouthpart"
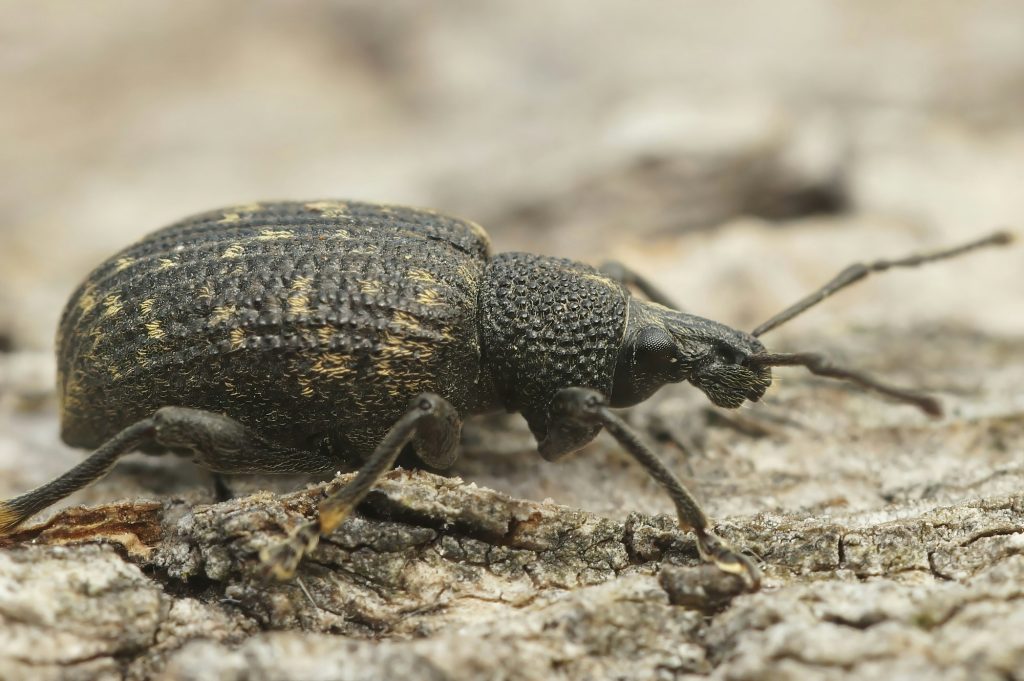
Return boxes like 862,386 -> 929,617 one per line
691,362 -> 771,409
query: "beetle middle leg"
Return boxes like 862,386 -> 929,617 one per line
260,393 -> 461,581
539,387 -> 761,589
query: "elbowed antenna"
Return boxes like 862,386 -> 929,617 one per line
744,230 -> 1014,417
746,351 -> 942,416
751,230 -> 1013,338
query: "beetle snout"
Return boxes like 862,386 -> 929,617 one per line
691,362 -> 772,409
745,366 -> 772,402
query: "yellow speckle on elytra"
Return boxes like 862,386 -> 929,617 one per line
101,294 -> 123,318
197,284 -> 215,302
218,213 -> 242,224
145,321 -> 165,340
458,262 -> 478,280
310,352 -> 355,380
416,288 -> 442,306
288,276 -> 313,316
390,310 -> 421,331
316,326 -> 334,346
377,331 -> 435,364
288,296 -> 310,316
210,305 -> 236,325
305,201 -> 350,218
221,243 -> 245,259
139,299 -> 156,316
114,257 -> 135,272
297,376 -> 316,398
78,285 -> 98,314
158,258 -> 177,270
229,327 -> 246,350
407,269 -> 439,286
256,229 -> 293,241
358,279 -> 380,295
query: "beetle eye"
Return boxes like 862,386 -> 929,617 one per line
636,326 -> 676,369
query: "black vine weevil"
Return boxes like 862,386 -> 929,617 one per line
0,200 -> 1011,588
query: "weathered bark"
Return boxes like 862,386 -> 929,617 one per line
1,416 -> 1023,680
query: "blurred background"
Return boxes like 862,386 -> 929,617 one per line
1,1 -> 1022,520
3,1 -> 1024,345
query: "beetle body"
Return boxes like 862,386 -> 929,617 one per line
60,201 -> 498,462
5,198 -> 1003,588
57,200 -> 661,467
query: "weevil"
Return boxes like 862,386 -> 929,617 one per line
0,200 -> 1011,588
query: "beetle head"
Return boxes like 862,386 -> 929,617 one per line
611,300 -> 771,408
609,230 -> 1013,415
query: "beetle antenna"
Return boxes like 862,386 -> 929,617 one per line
751,230 -> 1013,338
747,351 -> 942,416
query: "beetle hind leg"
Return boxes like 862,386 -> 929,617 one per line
0,407 -> 338,535
260,393 -> 462,581
0,418 -> 157,534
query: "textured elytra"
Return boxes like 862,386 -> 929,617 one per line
58,200 -> 496,461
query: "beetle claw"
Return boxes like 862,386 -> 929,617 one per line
258,519 -> 320,582
695,529 -> 762,591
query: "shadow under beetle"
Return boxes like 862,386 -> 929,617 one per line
0,200 -> 1011,588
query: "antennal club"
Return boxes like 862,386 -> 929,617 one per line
751,230 -> 1013,338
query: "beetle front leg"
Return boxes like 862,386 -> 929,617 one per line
541,387 -> 761,589
260,393 -> 461,581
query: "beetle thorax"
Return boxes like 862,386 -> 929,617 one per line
477,253 -> 628,431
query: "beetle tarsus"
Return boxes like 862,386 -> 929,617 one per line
260,520 -> 321,582
538,387 -> 762,591
0,418 -> 155,535
695,528 -> 762,590
259,393 -> 461,581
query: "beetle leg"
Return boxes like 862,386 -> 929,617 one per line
599,260 -> 681,310
148,407 -> 340,474
533,391 -> 605,462
260,393 -> 461,581
0,407 -> 339,535
540,387 -> 761,590
0,419 -> 156,534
